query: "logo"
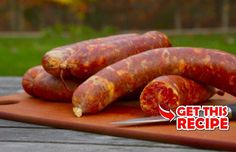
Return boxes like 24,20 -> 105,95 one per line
159,105 -> 229,131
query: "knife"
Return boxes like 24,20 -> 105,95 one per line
112,104 -> 236,126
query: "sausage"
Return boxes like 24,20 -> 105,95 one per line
67,31 -> 171,78
22,66 -> 81,102
33,72 -> 81,102
22,66 -> 44,96
42,33 -> 138,77
72,47 -> 236,117
140,75 -> 216,116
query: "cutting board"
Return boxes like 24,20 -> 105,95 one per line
0,92 -> 235,151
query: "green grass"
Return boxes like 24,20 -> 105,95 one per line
170,34 -> 236,52
0,36 -> 81,76
0,33 -> 236,76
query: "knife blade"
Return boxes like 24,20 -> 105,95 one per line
111,115 -> 171,126
112,104 -> 236,126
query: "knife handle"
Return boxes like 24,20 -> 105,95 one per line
228,104 -> 236,120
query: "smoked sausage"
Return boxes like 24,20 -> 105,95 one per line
22,66 -> 81,102
72,47 -> 236,117
42,33 -> 138,77
140,75 -> 216,116
22,66 -> 44,96
66,31 -> 171,78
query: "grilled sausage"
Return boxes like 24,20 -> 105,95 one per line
42,33 -> 138,77
140,75 -> 216,116
22,66 -> 81,102
72,47 -> 236,117
67,31 -> 171,78
22,66 -> 44,96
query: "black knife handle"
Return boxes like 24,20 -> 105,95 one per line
228,104 -> 236,120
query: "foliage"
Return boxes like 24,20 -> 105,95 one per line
1,0 -> 235,31
41,24 -> 117,39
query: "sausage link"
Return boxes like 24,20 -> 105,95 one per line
22,66 -> 44,96
22,66 -> 81,102
140,75 -> 216,116
42,33 -> 138,77
72,47 -> 236,117
67,31 -> 171,78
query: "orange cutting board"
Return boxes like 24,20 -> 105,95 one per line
0,92 -> 235,151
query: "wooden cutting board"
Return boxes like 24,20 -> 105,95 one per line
0,92 -> 235,151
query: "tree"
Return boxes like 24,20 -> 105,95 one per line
222,0 -> 230,31
8,0 -> 24,31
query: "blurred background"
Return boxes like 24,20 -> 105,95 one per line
0,0 -> 236,76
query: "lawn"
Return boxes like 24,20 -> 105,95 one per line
0,33 -> 236,76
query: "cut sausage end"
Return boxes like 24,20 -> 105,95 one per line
140,80 -> 179,115
140,75 -> 217,116
73,107 -> 82,117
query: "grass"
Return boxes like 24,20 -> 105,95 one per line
0,36 -> 79,76
0,33 -> 236,76
170,34 -> 236,52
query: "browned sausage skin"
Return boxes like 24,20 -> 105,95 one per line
22,66 -> 81,102
67,31 -> 171,78
72,47 -> 236,117
42,33 -> 138,77
140,75 -> 216,116
22,66 -> 44,96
